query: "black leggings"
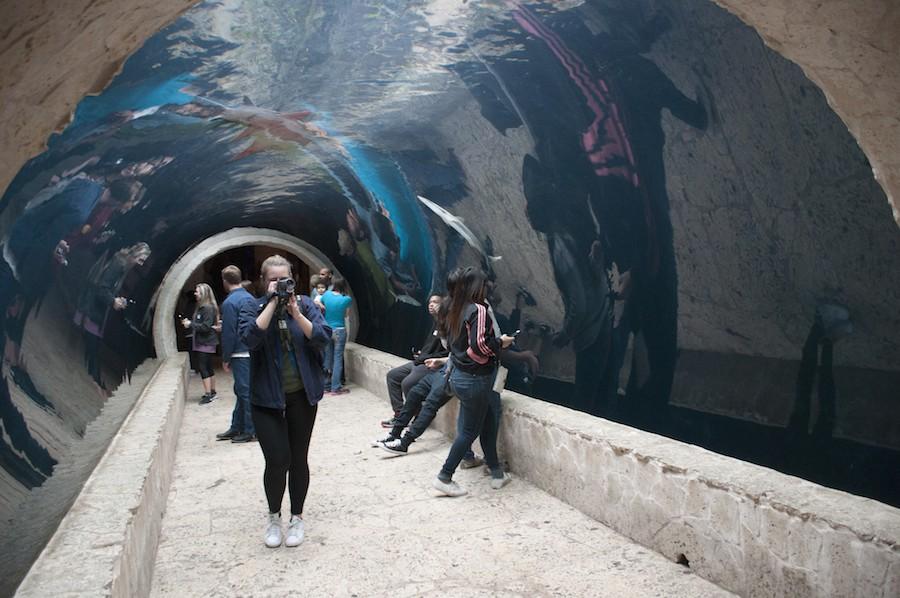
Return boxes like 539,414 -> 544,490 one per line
194,351 -> 215,379
252,391 -> 318,515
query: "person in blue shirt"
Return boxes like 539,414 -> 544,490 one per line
320,276 -> 353,395
216,265 -> 258,443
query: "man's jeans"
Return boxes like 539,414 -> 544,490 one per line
326,327 -> 347,391
229,358 -> 254,435
439,368 -> 500,481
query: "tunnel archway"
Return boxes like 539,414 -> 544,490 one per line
1,1 -> 899,589
153,227 -> 359,358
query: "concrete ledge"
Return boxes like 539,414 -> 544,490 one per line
345,343 -> 900,598
16,354 -> 188,597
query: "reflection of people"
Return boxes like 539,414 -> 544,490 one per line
217,266 -> 256,443
239,255 -> 331,548
383,294 -> 448,426
182,283 -> 220,404
788,304 -> 852,442
321,277 -> 353,395
74,242 -> 151,388
433,268 -> 514,497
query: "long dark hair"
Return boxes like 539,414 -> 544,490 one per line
446,267 -> 488,341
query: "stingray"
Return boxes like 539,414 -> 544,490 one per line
416,195 -> 501,262
211,97 -> 345,160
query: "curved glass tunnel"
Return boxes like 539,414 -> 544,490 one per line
1,0 -> 899,589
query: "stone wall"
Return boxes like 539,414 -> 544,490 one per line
15,355 -> 188,597
345,343 -> 900,598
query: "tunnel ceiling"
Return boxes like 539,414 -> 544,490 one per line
2,1 -> 900,590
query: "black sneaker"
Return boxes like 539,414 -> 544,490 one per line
380,438 -> 408,456
380,416 -> 399,428
231,433 -> 256,443
216,429 -> 239,441
199,392 -> 217,405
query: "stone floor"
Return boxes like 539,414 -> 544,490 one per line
150,372 -> 733,598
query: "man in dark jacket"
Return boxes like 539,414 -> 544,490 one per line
216,265 -> 258,443
382,294 -> 448,427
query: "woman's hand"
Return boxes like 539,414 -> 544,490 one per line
287,293 -> 304,321
500,334 -> 515,349
424,357 -> 446,370
181,318 -> 191,328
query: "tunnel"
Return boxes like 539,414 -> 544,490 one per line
1,0 -> 899,593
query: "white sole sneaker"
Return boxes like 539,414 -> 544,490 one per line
284,517 -> 304,547
264,515 -> 282,548
433,477 -> 467,497
490,473 -> 512,490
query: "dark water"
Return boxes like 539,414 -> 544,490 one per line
1,0 -> 899,589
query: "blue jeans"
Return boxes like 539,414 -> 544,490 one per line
325,327 -> 347,391
440,368 -> 501,481
455,374 -> 501,461
229,358 -> 254,435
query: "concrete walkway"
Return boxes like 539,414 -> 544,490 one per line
151,373 -> 732,597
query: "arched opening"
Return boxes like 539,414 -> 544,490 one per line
152,228 -> 359,358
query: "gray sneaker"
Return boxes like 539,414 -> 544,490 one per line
460,455 -> 484,469
433,477 -> 467,497
264,512 -> 282,548
284,515 -> 304,547
490,473 -> 512,490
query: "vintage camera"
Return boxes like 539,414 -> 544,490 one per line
275,277 -> 295,300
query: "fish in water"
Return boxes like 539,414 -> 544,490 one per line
416,195 -> 501,262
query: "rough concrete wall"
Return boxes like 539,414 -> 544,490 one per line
708,0 -> 900,226
650,0 -> 900,371
15,355 -> 187,598
0,0 -> 200,198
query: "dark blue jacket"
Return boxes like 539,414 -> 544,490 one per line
239,294 -> 331,408
220,287 -> 255,362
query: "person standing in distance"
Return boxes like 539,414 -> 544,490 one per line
239,255 -> 331,548
320,276 -> 353,395
216,265 -> 258,443
182,283 -> 220,403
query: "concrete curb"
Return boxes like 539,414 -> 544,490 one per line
16,354 -> 188,597
345,343 -> 900,598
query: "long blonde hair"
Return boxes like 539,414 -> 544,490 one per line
193,283 -> 220,321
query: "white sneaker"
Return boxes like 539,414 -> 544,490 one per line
264,512 -> 283,548
284,515 -> 304,547
371,434 -> 395,447
490,473 -> 512,490
433,477 -> 467,497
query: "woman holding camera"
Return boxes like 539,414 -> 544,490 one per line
182,282 -> 220,403
239,255 -> 331,548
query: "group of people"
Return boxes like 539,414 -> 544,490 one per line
180,258 -> 353,548
375,267 -> 518,497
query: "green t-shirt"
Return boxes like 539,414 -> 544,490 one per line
281,345 -> 304,393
